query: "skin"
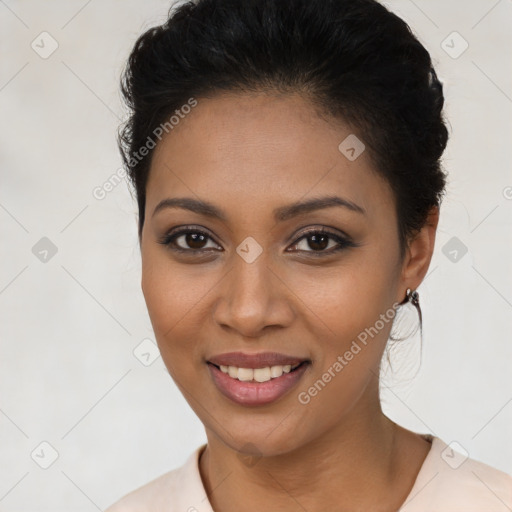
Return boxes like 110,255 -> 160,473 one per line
140,91 -> 439,511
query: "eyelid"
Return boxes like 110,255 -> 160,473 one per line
290,225 -> 352,244
287,227 -> 352,254
159,224 -> 354,255
159,225 -> 221,252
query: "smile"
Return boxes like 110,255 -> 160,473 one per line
214,362 -> 303,382
207,360 -> 310,406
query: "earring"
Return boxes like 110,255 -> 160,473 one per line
405,288 -> 422,330
407,288 -> 419,307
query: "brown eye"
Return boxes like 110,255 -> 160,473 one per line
288,228 -> 354,255
300,233 -> 331,251
158,226 -> 355,257
178,232 -> 209,250
158,227 -> 221,253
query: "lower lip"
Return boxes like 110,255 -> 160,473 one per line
207,362 -> 309,406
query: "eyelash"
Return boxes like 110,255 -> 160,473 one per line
157,225 -> 356,257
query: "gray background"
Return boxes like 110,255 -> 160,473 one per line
1,0 -> 511,510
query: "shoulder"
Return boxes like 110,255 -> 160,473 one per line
402,436 -> 512,511
104,469 -> 180,512
104,444 -> 211,512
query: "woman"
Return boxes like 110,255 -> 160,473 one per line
106,0 -> 512,510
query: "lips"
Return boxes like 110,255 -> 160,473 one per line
206,351 -> 311,406
207,359 -> 310,406
207,351 -> 309,369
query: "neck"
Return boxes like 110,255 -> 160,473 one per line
198,391 -> 423,512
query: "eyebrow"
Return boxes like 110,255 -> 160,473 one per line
151,195 -> 366,222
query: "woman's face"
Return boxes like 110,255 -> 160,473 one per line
140,92 -> 428,456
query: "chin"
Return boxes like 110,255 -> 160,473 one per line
210,418 -> 308,458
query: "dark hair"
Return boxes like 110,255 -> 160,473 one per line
118,0 -> 449,326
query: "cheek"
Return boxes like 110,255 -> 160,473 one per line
142,248 -> 206,328
287,254 -> 398,399
140,250 -> 218,370
288,255 -> 396,341
292,275 -> 392,432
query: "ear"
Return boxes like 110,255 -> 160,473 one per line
398,206 -> 440,300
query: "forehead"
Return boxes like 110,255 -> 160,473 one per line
147,92 -> 394,222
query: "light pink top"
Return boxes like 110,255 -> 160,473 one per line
105,435 -> 512,511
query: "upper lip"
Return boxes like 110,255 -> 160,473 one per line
207,351 -> 309,369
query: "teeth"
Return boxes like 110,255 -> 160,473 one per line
237,367 -> 254,381
254,367 -> 270,382
216,363 -> 301,382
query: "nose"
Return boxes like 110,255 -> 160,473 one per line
213,249 -> 294,337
